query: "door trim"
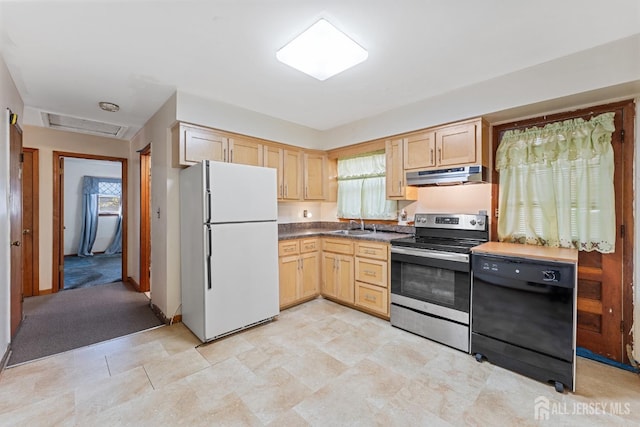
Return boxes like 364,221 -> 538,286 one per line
52,151 -> 128,292
22,148 -> 40,297
491,99 -> 635,364
139,143 -> 151,293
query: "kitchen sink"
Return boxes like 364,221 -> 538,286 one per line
330,229 -> 374,235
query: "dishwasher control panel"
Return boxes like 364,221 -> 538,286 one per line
474,254 -> 574,288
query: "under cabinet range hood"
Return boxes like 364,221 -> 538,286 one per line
406,165 -> 486,186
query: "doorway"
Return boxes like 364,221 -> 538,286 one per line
9,114 -> 23,338
139,144 -> 151,293
491,100 -> 635,364
52,152 -> 128,292
22,148 -> 39,297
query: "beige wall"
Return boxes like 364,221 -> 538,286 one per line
23,126 -> 129,292
129,93 -> 177,318
0,54 -> 24,357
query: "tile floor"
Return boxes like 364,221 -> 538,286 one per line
0,298 -> 638,426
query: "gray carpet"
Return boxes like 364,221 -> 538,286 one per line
8,281 -> 164,366
64,254 -> 122,289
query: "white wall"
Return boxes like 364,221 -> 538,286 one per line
23,126 -> 129,291
321,34 -> 640,148
0,55 -> 24,357
176,92 -> 323,149
63,158 -> 121,255
129,93 -> 177,318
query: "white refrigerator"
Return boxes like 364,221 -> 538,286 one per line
179,160 -> 279,342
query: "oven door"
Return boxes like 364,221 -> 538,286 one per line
390,246 -> 470,323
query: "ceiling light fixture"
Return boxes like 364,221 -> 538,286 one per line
276,19 -> 368,81
98,101 -> 120,112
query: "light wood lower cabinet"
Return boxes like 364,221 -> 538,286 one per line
321,238 -> 355,304
354,241 -> 390,316
278,238 -> 319,309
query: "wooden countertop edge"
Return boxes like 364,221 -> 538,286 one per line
472,242 -> 578,263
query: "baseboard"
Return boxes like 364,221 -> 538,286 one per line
0,344 -> 11,375
149,303 -> 182,325
39,289 -> 52,295
127,276 -> 140,292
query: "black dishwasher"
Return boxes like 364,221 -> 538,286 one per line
471,253 -> 576,393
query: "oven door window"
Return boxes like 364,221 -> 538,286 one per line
391,254 -> 469,313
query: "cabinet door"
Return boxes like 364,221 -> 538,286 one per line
321,252 -> 338,298
301,252 -> 320,298
303,153 -> 326,200
279,255 -> 300,308
404,131 -> 436,170
336,255 -> 355,304
355,257 -> 387,288
264,146 -> 284,199
282,150 -> 302,200
436,122 -> 478,166
355,282 -> 388,316
229,137 -> 263,166
185,127 -> 227,164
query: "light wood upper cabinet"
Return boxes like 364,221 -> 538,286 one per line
303,153 -> 327,200
386,138 -> 417,200
229,136 -> 263,166
282,149 -> 303,200
436,121 -> 479,167
409,118 -> 488,171
264,145 -> 284,198
173,124 -> 227,167
173,123 -> 263,167
404,131 -> 436,170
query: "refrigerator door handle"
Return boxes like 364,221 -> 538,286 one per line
206,226 -> 212,290
206,191 -> 212,223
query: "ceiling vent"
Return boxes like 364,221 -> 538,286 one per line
41,112 -> 127,138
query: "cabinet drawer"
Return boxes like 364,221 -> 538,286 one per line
300,238 -> 319,253
278,240 -> 300,256
355,257 -> 387,288
355,282 -> 388,315
355,242 -> 388,260
322,238 -> 354,255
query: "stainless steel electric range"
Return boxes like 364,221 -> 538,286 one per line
390,213 -> 488,352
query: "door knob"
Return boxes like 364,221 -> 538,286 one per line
11,241 -> 21,247
23,229 -> 31,235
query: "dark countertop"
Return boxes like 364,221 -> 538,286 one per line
278,222 -> 414,243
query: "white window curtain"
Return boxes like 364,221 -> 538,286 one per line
496,112 -> 616,253
337,151 -> 397,219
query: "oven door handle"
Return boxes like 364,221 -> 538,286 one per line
391,246 -> 469,263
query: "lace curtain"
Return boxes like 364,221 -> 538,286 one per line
337,151 -> 398,219
496,112 -> 616,253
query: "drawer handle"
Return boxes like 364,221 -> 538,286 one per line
285,247 -> 295,252
364,250 -> 375,254
364,270 -> 377,276
364,294 -> 377,302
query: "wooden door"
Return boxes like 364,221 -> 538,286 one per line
229,137 -> 263,166
139,144 -> 151,292
303,153 -> 326,200
436,122 -> 477,166
185,127 -> 227,163
282,150 -> 302,200
336,255 -> 354,304
491,100 -> 635,363
301,251 -> 320,298
404,131 -> 436,170
278,255 -> 299,307
9,120 -> 23,337
264,146 -> 284,198
22,148 -> 39,297
321,252 -> 338,298
385,138 -> 405,198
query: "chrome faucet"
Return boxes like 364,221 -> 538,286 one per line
349,219 -> 360,230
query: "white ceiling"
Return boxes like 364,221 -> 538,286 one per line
1,0 -> 639,141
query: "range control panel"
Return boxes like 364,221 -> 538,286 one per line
415,213 -> 487,231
